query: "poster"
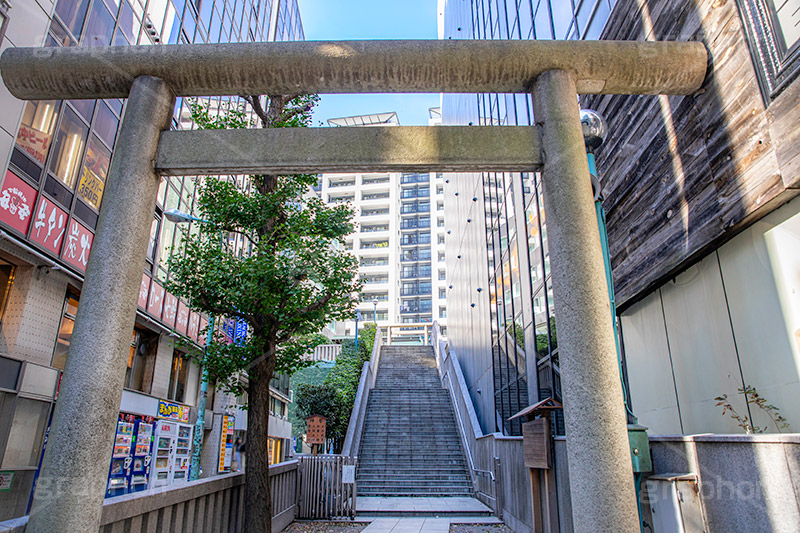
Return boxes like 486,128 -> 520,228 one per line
157,400 -> 190,423
217,415 -> 235,473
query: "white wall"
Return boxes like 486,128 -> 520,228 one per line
621,195 -> 800,434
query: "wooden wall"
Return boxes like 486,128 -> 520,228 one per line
581,0 -> 800,308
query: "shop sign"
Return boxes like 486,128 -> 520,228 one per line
30,196 -> 67,256
218,415 -> 235,473
162,292 -> 178,327
147,280 -> 165,317
137,274 -> 150,309
16,124 -> 52,165
0,170 -> 37,235
306,415 -> 326,445
0,472 -> 13,491
188,312 -> 200,341
199,316 -> 208,346
176,301 -> 189,335
157,400 -> 190,423
61,218 -> 93,272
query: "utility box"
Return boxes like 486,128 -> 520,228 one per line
628,423 -> 652,473
646,473 -> 706,533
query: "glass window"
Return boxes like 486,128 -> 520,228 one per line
1,397 -> 51,468
167,350 -> 190,402
82,0 -> 116,46
52,290 -> 80,370
48,107 -> 89,190
76,135 -> 111,210
17,101 -> 61,166
55,0 -> 93,37
0,356 -> 22,390
125,329 -> 156,392
93,102 -> 119,147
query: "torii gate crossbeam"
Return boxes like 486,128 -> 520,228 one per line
0,40 -> 707,533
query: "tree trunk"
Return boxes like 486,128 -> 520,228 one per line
245,347 -> 276,533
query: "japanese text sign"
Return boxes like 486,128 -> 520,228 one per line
157,400 -> 190,423
176,301 -> 189,335
137,274 -> 150,309
162,292 -> 178,328
61,218 -> 93,272
188,312 -> 200,341
147,280 -> 165,317
0,171 -> 36,235
16,124 -> 51,165
30,196 -> 67,255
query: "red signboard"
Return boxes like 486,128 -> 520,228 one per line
199,317 -> 208,346
137,274 -> 150,309
61,218 -> 93,272
162,292 -> 178,328
188,312 -> 200,341
0,171 -> 37,235
16,124 -> 52,165
30,196 -> 67,255
176,301 -> 189,335
147,280 -> 165,317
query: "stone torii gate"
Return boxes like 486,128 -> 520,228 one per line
0,40 -> 706,532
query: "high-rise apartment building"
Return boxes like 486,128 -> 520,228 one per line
442,0 -> 800,440
0,0 -> 302,519
319,111 -> 448,339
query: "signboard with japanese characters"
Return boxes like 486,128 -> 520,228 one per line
30,196 -> 67,256
198,317 -> 208,346
157,400 -> 190,423
306,415 -> 326,445
176,301 -> 189,335
16,124 -> 52,165
218,415 -> 235,472
137,274 -> 150,309
60,218 -> 93,272
147,280 -> 165,318
0,170 -> 37,235
187,312 -> 200,341
162,292 -> 178,328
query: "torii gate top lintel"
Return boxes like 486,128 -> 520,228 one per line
0,39 -> 707,100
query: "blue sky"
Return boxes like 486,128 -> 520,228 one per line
297,0 -> 441,126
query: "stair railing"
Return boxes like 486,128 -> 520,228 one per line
341,329 -> 384,457
431,322 -> 502,519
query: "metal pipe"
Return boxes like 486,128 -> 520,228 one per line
26,76 -> 174,533
0,40 -> 707,100
533,70 -> 639,532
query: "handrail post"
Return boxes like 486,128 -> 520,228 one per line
494,457 -> 503,520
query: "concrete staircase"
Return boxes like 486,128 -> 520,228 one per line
356,345 -> 474,498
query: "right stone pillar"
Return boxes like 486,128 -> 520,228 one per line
532,70 -> 640,532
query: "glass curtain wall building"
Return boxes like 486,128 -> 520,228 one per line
441,0 -> 616,436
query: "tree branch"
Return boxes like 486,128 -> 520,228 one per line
295,291 -> 334,317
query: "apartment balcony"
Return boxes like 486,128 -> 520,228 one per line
360,240 -> 389,250
328,195 -> 354,204
400,303 -> 433,314
361,277 -> 389,285
360,224 -> 389,233
361,293 -> 389,302
361,208 -> 390,217
401,173 -> 430,184
400,251 -> 432,262
362,176 -> 390,186
400,189 -> 430,199
399,218 -> 431,230
361,192 -> 390,201
400,235 -> 431,246
328,180 -> 355,188
359,257 -> 390,267
400,268 -> 432,280
400,204 -> 430,215
400,287 -> 432,296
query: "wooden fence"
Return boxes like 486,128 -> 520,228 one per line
296,455 -> 357,520
0,462 -> 298,533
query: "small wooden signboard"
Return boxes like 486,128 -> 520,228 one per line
522,417 -> 551,469
306,414 -> 327,445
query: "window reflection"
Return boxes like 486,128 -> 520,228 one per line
83,0 -> 116,46
17,101 -> 60,165
77,135 -> 111,209
55,0 -> 92,37
49,108 -> 88,189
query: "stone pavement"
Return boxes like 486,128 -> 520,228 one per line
356,496 -> 492,516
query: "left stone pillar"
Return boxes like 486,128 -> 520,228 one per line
27,76 -> 174,533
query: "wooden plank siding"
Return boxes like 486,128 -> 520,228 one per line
580,0 -> 799,309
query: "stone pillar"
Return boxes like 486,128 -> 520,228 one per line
27,76 -> 174,533
532,70 -> 639,532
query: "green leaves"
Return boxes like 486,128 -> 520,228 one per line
165,95 -> 360,394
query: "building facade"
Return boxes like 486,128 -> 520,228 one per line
0,0 -> 300,519
442,0 -> 800,440
320,111 -> 449,339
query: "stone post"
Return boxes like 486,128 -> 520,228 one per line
27,76 -> 175,533
532,70 -> 640,532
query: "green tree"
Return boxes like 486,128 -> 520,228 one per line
166,94 -> 360,533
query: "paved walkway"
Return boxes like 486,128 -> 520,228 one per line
356,497 -> 502,532
356,496 -> 492,515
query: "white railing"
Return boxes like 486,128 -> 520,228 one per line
304,344 -> 342,363
431,322 -> 503,518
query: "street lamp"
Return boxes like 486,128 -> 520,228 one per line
372,298 -> 378,324
165,207 -> 216,481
